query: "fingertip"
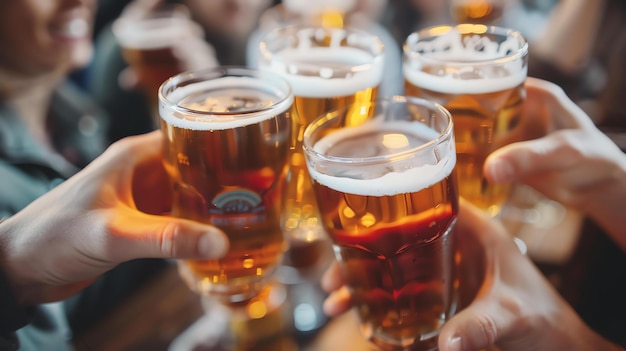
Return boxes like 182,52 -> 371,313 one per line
484,157 -> 515,184
321,261 -> 342,292
197,229 -> 229,258
441,336 -> 465,351
322,286 -> 352,317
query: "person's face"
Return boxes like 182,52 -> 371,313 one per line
184,0 -> 272,42
0,0 -> 95,77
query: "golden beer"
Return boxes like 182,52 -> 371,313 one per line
159,68 -> 293,302
303,97 -> 459,350
258,25 -> 384,252
404,24 -> 528,216
450,0 -> 504,24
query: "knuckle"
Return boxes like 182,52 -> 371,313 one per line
472,312 -> 499,346
159,222 -> 180,257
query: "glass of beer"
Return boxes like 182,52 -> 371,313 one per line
258,24 -> 384,267
113,3 -> 204,127
404,24 -> 529,217
303,96 -> 459,350
159,67 -> 293,303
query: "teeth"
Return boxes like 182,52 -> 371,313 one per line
60,18 -> 88,39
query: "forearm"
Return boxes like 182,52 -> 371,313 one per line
0,265 -> 34,335
584,157 -> 626,251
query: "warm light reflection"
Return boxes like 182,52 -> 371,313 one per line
382,133 -> 410,149
247,299 -> 268,319
360,213 -> 376,227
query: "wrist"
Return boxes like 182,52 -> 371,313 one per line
0,265 -> 35,334
584,157 -> 626,247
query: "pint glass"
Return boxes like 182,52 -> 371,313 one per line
258,24 -> 384,261
404,24 -> 528,216
159,67 -> 293,303
113,4 -> 204,126
303,97 -> 459,350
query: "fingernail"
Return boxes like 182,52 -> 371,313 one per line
198,231 -> 228,258
448,336 -> 464,351
489,159 -> 514,183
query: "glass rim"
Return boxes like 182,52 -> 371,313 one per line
403,24 -> 528,66
258,24 -> 385,75
303,96 -> 454,165
158,66 -> 293,117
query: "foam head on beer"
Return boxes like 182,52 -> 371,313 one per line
160,76 -> 292,129
258,25 -> 384,97
307,118 -> 455,194
404,24 -> 527,95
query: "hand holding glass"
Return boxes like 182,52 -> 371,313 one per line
159,67 -> 293,303
303,97 -> 459,350
404,24 -> 532,217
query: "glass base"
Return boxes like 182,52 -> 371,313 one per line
366,327 -> 440,351
176,261 -> 278,304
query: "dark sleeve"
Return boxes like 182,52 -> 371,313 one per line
0,267 -> 34,350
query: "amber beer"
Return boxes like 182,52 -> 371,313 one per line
258,25 -> 384,253
282,0 -> 356,27
450,0 -> 504,24
404,24 -> 528,216
303,97 -> 459,350
113,8 -> 203,126
159,68 -> 293,302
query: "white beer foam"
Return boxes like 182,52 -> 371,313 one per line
160,76 -> 293,130
261,46 -> 384,97
283,0 -> 356,15
307,119 -> 456,196
404,28 -> 526,94
113,17 -> 201,50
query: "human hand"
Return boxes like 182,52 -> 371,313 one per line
0,131 -> 228,306
437,200 -> 621,351
484,77 -> 626,248
321,199 -> 621,351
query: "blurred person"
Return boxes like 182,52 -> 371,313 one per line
526,0 -> 626,146
320,77 -> 626,350
185,0 -> 274,66
518,0 -> 626,342
88,0 -> 272,142
0,0 -> 194,349
0,131 -> 229,350
385,0 -> 452,46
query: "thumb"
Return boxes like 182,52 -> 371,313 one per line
106,210 -> 229,262
439,298 -> 516,351
484,131 -> 578,184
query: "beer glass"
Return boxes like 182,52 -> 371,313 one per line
404,24 -> 529,217
303,96 -> 459,351
258,24 -> 385,265
113,4 -> 204,127
159,67 -> 293,303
